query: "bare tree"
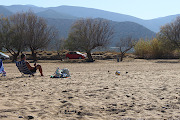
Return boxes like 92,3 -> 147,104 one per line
54,37 -> 65,61
24,11 -> 58,61
66,18 -> 114,62
10,13 -> 27,61
0,16 -> 12,52
116,36 -> 136,61
0,14 -> 26,62
158,16 -> 180,49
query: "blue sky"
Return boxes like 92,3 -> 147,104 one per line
0,0 -> 180,20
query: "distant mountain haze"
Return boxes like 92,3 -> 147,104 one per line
36,9 -> 77,19
0,5 -> 13,16
4,5 -> 46,13
3,5 -> 180,32
2,5 -> 179,32
40,18 -> 156,47
3,5 -> 180,47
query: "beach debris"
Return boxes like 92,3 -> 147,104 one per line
103,87 -> 109,89
115,71 -> 120,75
18,116 -> 23,118
61,100 -> 68,103
50,68 -> 70,78
77,111 -> 82,115
68,96 -> 74,99
27,116 -> 34,119
126,95 -> 130,97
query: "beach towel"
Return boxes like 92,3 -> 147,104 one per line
51,68 -> 70,78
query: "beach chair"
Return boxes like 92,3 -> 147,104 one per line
16,60 -> 35,77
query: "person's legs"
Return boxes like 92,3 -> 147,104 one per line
36,64 -> 43,76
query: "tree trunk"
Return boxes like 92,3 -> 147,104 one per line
12,53 -> 18,62
120,53 -> 125,61
86,51 -> 94,62
31,50 -> 37,62
5,48 -> 19,62
57,52 -> 63,61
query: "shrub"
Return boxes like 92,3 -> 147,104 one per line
134,39 -> 150,58
134,38 -> 164,59
149,38 -> 163,58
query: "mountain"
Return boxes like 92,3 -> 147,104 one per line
46,18 -> 75,38
0,5 -> 156,49
49,5 -> 178,32
112,21 -> 155,43
46,18 -> 156,47
144,14 -> 179,32
4,5 -> 46,13
36,9 -> 77,19
2,5 -> 179,32
0,5 -> 156,47
0,6 -> 13,16
50,5 -> 142,22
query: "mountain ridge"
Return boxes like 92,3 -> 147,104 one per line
0,5 -> 13,16
0,5 -> 156,48
3,5 -> 179,32
36,9 -> 77,19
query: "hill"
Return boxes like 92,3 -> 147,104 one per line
0,5 -> 156,48
3,5 -> 180,32
46,18 -> 156,47
49,5 -> 179,32
4,5 -> 46,13
0,6 -> 13,16
36,9 -> 77,19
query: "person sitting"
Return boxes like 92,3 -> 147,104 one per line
20,54 -> 44,76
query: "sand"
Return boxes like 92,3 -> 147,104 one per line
0,59 -> 180,120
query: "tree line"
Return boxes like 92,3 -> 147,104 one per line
134,16 -> 180,59
1,11 -> 180,62
0,11 -> 58,62
0,11 -> 115,62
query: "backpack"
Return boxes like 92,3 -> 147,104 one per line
51,68 -> 70,78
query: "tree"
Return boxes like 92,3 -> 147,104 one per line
25,11 -> 58,61
0,16 -> 11,52
65,18 -> 114,62
116,36 -> 136,61
54,37 -> 65,61
0,14 -> 26,62
9,13 -> 27,61
158,16 -> 180,49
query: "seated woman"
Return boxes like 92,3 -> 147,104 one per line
21,54 -> 44,76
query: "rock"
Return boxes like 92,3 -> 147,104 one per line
18,116 -> 23,118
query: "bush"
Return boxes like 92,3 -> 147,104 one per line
134,38 -> 165,59
134,39 -> 150,59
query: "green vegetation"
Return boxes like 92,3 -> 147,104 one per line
134,16 -> 180,59
134,38 -> 165,59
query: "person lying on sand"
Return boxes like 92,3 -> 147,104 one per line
21,54 -> 44,76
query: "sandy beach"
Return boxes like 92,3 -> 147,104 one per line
0,59 -> 180,120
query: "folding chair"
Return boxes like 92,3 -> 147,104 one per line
16,60 -> 35,77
